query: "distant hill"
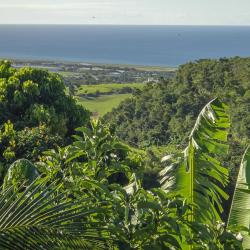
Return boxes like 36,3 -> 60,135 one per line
104,56 -> 250,180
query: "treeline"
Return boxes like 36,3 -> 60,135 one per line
78,86 -> 135,98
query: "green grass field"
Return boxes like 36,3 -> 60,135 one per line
75,83 -> 145,116
77,94 -> 131,116
77,83 -> 145,95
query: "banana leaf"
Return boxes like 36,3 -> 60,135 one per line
228,146 -> 250,249
160,99 -> 230,224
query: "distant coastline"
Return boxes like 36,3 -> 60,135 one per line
0,57 -> 176,118
1,57 -> 176,69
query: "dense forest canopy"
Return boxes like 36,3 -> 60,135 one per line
104,57 -> 250,148
104,57 -> 250,185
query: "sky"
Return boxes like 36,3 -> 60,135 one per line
0,0 -> 250,25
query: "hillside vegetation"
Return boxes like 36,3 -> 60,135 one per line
104,57 -> 250,178
1,59 -> 250,249
104,57 -> 250,146
0,101 -> 247,249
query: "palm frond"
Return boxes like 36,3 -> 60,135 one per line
0,177 -> 110,250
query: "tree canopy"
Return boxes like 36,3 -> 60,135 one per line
103,57 -> 250,191
0,60 -> 90,181
104,57 -> 250,148
0,60 -> 89,136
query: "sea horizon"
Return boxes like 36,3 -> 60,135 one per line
0,25 -> 250,66
1,24 -> 250,26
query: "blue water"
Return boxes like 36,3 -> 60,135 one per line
0,25 -> 250,66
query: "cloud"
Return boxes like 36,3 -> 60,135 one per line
0,0 -> 250,25
0,3 -> 86,10
0,1 -> 127,10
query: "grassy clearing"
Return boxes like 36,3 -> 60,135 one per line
77,94 -> 131,116
75,83 -> 144,117
133,65 -> 177,72
77,83 -> 145,95
59,71 -> 80,77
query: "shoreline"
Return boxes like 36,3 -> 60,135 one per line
0,57 -> 177,72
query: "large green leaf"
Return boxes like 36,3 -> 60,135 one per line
160,99 -> 230,224
3,159 -> 39,190
228,146 -> 250,249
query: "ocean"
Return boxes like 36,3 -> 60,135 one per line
0,25 -> 250,66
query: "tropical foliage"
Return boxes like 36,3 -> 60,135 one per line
0,98 -> 247,249
0,60 -> 89,184
0,177 -> 110,249
105,57 -> 250,148
0,60 -> 89,135
1,59 -> 250,249
104,57 -> 250,196
160,99 -> 230,225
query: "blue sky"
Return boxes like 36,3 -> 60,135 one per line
0,0 -> 250,25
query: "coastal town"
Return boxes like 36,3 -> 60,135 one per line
12,59 -> 176,87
